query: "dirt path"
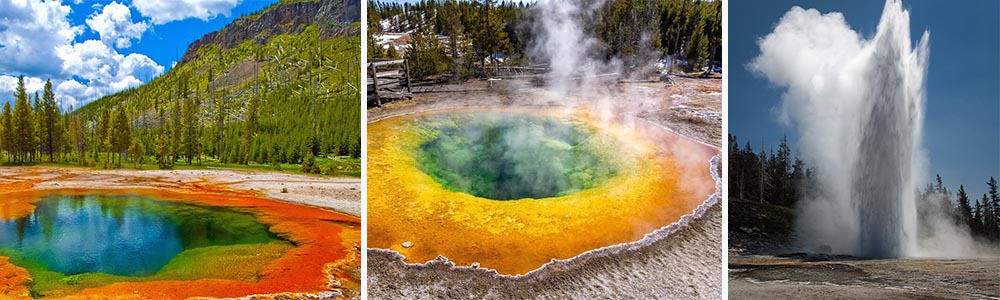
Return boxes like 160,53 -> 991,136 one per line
0,166 -> 361,216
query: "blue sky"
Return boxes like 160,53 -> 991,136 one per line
0,0 -> 278,109
729,0 -> 999,198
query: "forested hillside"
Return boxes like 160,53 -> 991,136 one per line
0,0 -> 361,175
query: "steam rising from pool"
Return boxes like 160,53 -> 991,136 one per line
531,0 -> 623,114
415,112 -> 619,200
746,0 -> 972,257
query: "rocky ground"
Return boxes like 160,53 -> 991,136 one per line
0,166 -> 361,216
728,199 -> 797,255
367,76 -> 723,299
730,254 -> 1000,300
370,76 -> 722,148
727,197 -> 1000,299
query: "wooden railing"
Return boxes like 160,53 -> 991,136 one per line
367,59 -> 411,107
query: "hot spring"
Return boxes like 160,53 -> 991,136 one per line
368,107 -> 720,275
0,195 -> 282,277
415,113 -> 618,200
0,188 -> 360,298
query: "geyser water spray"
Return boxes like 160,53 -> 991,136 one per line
750,0 -> 929,257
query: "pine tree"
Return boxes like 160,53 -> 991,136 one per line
686,13 -> 710,71
407,25 -> 450,79
982,195 -> 997,240
31,92 -> 40,163
209,70 -> 226,163
727,134 -> 741,199
704,0 -> 723,73
385,45 -> 400,59
301,152 -> 316,173
0,103 -> 12,162
171,95 -> 183,161
440,0 -> 464,73
957,185 -> 973,228
973,195 -> 985,236
472,0 -> 511,69
742,141 -> 759,200
60,112 -> 70,162
68,113 -> 85,164
39,79 -> 61,162
155,119 -> 173,169
935,174 -> 947,194
36,92 -> 49,160
367,1 -> 385,59
243,94 -> 259,165
989,177 -> 1000,240
128,139 -> 144,168
110,108 -> 132,168
773,134 -> 793,205
934,174 -> 955,217
96,109 -> 112,167
12,76 -> 36,164
984,196 -> 998,241
758,147 -> 769,202
180,97 -> 200,165
598,0 -> 660,72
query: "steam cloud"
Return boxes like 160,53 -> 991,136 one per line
746,0 -> 986,257
531,0 -> 621,98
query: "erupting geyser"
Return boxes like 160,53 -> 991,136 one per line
368,107 -> 719,275
751,0 -> 929,257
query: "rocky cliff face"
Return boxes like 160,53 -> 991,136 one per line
178,0 -> 360,66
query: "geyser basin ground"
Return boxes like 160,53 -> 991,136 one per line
368,107 -> 719,275
0,169 -> 361,299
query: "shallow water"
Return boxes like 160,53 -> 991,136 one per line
0,194 -> 280,276
415,112 -> 617,200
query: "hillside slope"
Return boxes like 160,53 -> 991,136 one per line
79,0 -> 361,164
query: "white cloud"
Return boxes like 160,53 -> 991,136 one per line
0,0 -> 83,77
0,75 -> 45,97
55,40 -> 164,106
85,1 -> 149,49
0,0 -> 164,109
55,78 -> 90,109
133,0 -> 241,25
120,53 -> 163,81
0,74 -> 84,109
